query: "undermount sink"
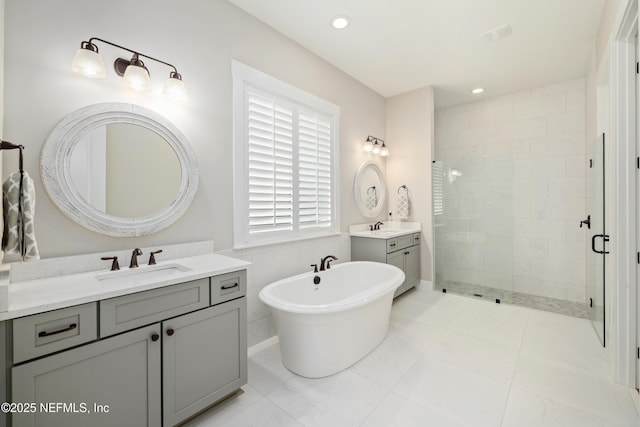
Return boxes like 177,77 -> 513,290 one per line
95,263 -> 192,286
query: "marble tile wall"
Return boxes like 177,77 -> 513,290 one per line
435,79 -> 587,303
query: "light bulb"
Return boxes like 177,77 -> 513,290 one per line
372,143 -> 381,154
162,72 -> 187,102
380,145 -> 389,157
363,140 -> 374,152
123,64 -> 151,92
70,43 -> 106,79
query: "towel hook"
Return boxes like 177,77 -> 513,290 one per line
0,140 -> 24,173
398,185 -> 408,196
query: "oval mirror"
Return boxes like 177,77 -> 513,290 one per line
353,161 -> 386,218
41,103 -> 199,237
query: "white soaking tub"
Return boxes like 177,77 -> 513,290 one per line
259,261 -> 404,378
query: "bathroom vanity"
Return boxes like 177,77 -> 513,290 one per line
350,222 -> 421,298
0,250 -> 249,427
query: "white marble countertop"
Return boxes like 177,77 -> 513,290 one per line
349,221 -> 421,239
0,253 -> 250,321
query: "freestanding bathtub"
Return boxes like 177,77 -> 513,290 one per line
259,261 -> 404,378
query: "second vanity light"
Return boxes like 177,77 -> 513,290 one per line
363,135 -> 389,157
70,37 -> 187,102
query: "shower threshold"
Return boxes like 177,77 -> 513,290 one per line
434,281 -> 590,319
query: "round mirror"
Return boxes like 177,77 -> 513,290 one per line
353,161 -> 386,218
41,103 -> 199,237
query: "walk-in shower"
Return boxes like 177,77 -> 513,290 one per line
431,112 -> 605,328
432,154 -> 591,319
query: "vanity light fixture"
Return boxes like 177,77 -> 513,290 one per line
71,37 -> 187,102
363,135 -> 389,157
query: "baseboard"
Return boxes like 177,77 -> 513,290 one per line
631,388 -> 640,417
417,280 -> 433,291
248,335 -> 279,356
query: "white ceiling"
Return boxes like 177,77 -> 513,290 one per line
228,0 -> 606,108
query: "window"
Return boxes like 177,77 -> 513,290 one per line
232,61 -> 340,247
432,161 -> 444,216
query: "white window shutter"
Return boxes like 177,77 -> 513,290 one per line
247,91 -> 294,234
298,110 -> 332,229
233,61 -> 339,247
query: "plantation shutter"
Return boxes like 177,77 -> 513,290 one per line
432,161 -> 444,216
247,90 -> 294,234
298,110 -> 332,229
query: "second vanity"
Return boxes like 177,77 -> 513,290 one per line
0,244 -> 249,427
350,222 -> 421,298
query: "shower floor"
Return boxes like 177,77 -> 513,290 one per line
433,281 -> 591,319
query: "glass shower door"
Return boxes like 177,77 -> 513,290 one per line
586,133 -> 606,346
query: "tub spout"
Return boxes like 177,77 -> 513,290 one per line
319,255 -> 338,271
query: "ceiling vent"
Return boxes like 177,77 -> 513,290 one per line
481,24 -> 512,42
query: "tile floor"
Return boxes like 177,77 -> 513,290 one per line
185,289 -> 640,427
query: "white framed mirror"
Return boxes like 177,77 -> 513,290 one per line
41,103 -> 199,237
353,161 -> 386,218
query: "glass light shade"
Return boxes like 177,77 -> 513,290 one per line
123,64 -> 151,92
70,48 -> 106,79
372,143 -> 381,154
363,140 -> 374,152
380,145 -> 390,156
162,76 -> 187,102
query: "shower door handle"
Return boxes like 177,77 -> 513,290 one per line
591,234 -> 610,254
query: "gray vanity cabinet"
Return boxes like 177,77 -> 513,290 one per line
163,297 -> 247,427
352,232 -> 421,298
12,323 -> 161,427
6,269 -> 248,427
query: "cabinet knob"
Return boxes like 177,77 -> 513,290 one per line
151,333 -> 159,342
166,328 -> 175,336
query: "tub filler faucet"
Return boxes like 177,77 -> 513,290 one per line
319,255 -> 338,271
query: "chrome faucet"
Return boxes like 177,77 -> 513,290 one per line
319,255 -> 338,271
129,248 -> 143,268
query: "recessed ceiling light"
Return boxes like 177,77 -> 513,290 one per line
471,88 -> 484,94
331,15 -> 350,30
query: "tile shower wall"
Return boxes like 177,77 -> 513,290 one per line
435,79 -> 586,302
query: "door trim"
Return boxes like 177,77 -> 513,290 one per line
612,0 -> 639,387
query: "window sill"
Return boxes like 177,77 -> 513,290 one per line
233,231 -> 343,251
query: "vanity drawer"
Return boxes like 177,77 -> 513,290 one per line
412,233 -> 421,246
100,278 -> 210,338
386,234 -> 413,253
211,270 -> 247,305
13,302 -> 98,364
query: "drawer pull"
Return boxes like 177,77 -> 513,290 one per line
166,328 -> 175,336
390,243 -> 396,247
221,282 -> 239,291
404,251 -> 410,255
38,323 -> 77,338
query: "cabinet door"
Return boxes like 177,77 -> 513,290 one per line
388,250 -> 406,298
12,324 -> 161,427
163,298 -> 247,426
404,246 -> 421,290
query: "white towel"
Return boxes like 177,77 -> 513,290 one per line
397,186 -> 409,220
366,186 -> 378,210
2,171 -> 39,261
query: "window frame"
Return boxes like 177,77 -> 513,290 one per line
232,61 -> 341,248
